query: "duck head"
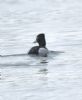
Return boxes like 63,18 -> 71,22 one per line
34,33 -> 46,47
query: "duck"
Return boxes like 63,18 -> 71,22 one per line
28,33 -> 48,57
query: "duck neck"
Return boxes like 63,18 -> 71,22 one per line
38,40 -> 46,48
39,45 -> 46,48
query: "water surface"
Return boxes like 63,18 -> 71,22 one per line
0,0 -> 82,100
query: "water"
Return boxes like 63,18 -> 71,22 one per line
0,0 -> 82,100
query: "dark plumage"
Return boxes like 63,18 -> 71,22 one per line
28,33 -> 48,56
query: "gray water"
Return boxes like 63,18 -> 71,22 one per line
0,0 -> 82,100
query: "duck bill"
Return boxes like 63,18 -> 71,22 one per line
33,40 -> 37,43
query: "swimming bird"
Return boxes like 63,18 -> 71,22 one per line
28,33 -> 48,57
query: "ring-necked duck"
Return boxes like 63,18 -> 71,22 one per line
28,33 -> 48,57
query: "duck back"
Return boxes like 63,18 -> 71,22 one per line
28,46 -> 39,54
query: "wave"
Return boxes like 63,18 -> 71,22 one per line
0,53 -> 27,57
0,50 -> 64,57
0,51 -> 64,67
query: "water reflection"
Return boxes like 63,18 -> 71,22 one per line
37,68 -> 48,83
39,68 -> 48,75
0,72 -> 2,80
